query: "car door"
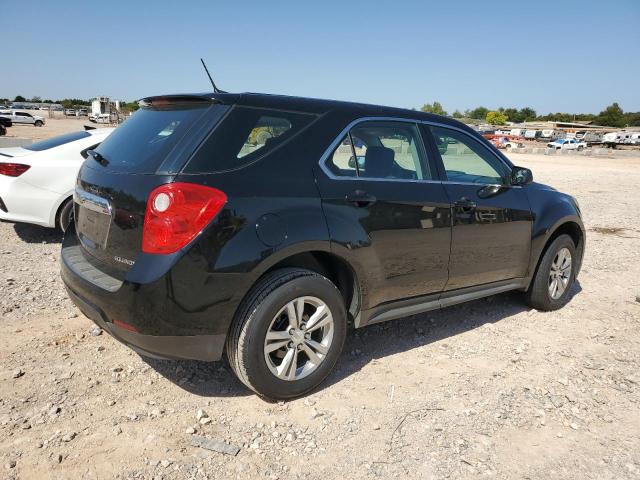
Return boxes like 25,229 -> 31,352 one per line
15,112 -> 30,124
424,124 -> 533,290
316,119 -> 452,310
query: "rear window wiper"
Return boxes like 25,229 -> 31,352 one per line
87,149 -> 109,166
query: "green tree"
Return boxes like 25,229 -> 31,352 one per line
13,95 -> 26,102
30,95 -> 42,103
420,101 -> 447,116
595,103 -> 625,127
503,108 -> 520,122
452,109 -> 463,119
519,107 -> 537,121
468,106 -> 488,120
486,111 -> 508,125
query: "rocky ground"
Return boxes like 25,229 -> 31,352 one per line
1,153 -> 639,480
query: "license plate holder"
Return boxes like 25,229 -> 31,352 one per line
74,189 -> 113,250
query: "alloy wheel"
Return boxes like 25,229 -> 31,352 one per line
548,247 -> 572,300
264,296 -> 334,381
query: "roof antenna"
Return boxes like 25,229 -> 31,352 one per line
200,58 -> 226,94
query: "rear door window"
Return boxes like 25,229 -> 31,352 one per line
184,107 -> 317,173
325,120 -> 430,180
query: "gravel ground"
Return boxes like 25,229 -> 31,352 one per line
1,153 -> 639,479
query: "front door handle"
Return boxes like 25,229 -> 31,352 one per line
454,197 -> 477,210
346,190 -> 377,207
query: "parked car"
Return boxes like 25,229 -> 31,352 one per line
0,128 -> 114,231
77,109 -> 88,116
547,138 -> 587,151
89,113 -> 110,123
0,111 -> 45,126
524,129 -> 540,140
0,116 -> 12,136
488,135 -> 523,149
65,109 -> 76,116
60,92 -> 585,399
624,132 -> 640,145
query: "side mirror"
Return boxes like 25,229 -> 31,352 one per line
511,166 -> 533,186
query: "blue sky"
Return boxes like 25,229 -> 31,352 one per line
2,0 -> 639,114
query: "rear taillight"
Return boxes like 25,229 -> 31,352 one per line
142,182 -> 227,255
0,163 -> 30,177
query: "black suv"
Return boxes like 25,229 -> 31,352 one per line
61,92 -> 585,399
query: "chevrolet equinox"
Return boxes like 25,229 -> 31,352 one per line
61,92 -> 585,399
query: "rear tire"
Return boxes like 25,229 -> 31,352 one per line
227,268 -> 347,400
525,234 -> 577,311
57,198 -> 74,232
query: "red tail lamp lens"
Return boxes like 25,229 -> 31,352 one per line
142,183 -> 227,255
0,163 -> 30,177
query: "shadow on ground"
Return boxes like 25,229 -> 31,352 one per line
142,281 -> 582,400
12,222 -> 63,244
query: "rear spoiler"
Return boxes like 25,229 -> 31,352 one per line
138,92 -> 239,108
84,125 -> 96,131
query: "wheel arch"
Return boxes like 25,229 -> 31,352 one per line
50,191 -> 74,228
237,245 -> 362,326
526,215 -> 585,291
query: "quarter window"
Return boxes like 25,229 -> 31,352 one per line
429,126 -> 508,184
326,121 -> 430,180
185,107 -> 316,173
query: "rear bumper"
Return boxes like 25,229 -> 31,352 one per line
59,228 -> 248,362
64,284 -> 225,361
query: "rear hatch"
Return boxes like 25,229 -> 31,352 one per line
74,98 -> 228,277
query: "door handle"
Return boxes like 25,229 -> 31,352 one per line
454,197 -> 477,210
346,190 -> 377,207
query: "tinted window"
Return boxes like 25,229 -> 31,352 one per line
25,131 -> 91,151
429,126 -> 508,184
185,107 -> 316,173
348,121 -> 429,180
93,103 -> 214,174
327,134 -> 357,177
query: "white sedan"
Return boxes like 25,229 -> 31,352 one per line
0,128 -> 114,231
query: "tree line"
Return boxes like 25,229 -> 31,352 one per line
1,95 -> 139,112
420,101 -> 640,128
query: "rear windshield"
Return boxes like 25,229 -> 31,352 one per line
25,131 -> 91,151
184,106 -> 317,173
92,103 -> 215,174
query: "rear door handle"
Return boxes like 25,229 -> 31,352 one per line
346,190 -> 377,207
454,197 -> 477,210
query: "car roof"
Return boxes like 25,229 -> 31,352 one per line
139,91 -> 467,129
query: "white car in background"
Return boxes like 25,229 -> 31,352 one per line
0,111 -> 46,126
0,128 -> 114,231
547,138 -> 587,151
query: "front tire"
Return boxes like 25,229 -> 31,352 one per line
34,120 -> 44,127
525,234 -> 577,311
227,268 -> 347,400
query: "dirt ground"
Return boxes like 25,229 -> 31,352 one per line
1,124 -> 639,479
2,111 -> 110,141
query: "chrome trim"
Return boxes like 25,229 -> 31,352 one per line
74,188 -> 113,216
318,116 -> 515,184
